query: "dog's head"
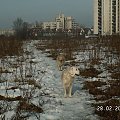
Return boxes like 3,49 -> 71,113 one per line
69,66 -> 79,77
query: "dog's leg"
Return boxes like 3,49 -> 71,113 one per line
63,86 -> 67,98
68,85 -> 72,97
60,61 -> 63,71
58,66 -> 60,71
59,65 -> 63,71
58,64 -> 62,71
58,64 -> 61,71
59,66 -> 61,71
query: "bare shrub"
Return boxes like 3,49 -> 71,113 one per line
0,37 -> 23,58
17,101 -> 43,113
83,79 -> 120,120
80,67 -> 102,78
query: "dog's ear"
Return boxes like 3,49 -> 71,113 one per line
69,67 -> 75,77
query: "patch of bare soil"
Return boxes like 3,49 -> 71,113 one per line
94,99 -> 120,120
90,58 -> 102,65
80,67 -> 102,78
17,101 -> 43,113
111,72 -> 120,79
83,79 -> 120,120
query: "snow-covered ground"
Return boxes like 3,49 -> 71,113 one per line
28,40 -> 99,120
0,40 -> 100,120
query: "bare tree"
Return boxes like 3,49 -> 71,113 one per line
13,18 -> 28,40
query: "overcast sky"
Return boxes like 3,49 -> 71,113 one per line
0,0 -> 93,28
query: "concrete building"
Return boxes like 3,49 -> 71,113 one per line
55,14 -> 65,29
65,16 -> 74,30
0,29 -> 15,36
94,0 -> 120,35
43,22 -> 57,29
42,13 -> 78,30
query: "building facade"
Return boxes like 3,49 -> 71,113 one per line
42,13 -> 78,30
55,14 -> 65,29
42,22 -> 57,29
94,0 -> 120,35
0,29 -> 15,36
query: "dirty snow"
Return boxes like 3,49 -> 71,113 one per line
26,40 -> 99,120
0,40 -> 99,120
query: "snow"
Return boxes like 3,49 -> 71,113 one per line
0,40 -> 100,120
28,40 -> 99,120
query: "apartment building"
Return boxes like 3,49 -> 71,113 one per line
42,22 -> 57,29
55,14 -> 65,29
65,16 -> 73,29
94,0 -> 120,35
0,29 -> 15,36
42,13 -> 78,30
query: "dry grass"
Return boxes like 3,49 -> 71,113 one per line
83,79 -> 120,120
35,38 -> 82,60
0,67 -> 13,73
27,79 -> 41,89
0,37 -> 43,119
0,36 -> 23,58
36,36 -> 120,119
0,95 -> 25,101
111,72 -> 120,79
0,35 -> 120,119
17,101 -> 43,113
94,99 -> 120,120
80,67 -> 102,78
83,80 -> 107,89
90,58 -> 102,65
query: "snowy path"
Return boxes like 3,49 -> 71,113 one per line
26,40 -> 99,120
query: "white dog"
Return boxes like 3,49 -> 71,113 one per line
56,53 -> 65,71
61,66 -> 79,98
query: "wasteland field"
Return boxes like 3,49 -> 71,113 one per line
0,36 -> 120,120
